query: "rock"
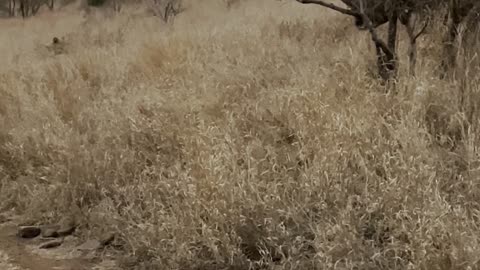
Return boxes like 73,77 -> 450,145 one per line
76,239 -> 101,251
0,215 -> 10,224
41,225 -> 60,238
17,226 -> 41,238
57,217 -> 77,237
99,232 -> 115,247
57,225 -> 76,236
39,239 -> 63,249
118,256 -> 138,269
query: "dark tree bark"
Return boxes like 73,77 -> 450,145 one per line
31,0 -> 42,15
440,0 -> 477,79
405,12 -> 430,76
19,0 -> 27,18
8,0 -> 16,16
48,0 -> 54,10
297,0 -> 400,81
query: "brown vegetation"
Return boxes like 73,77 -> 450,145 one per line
1,0 -> 480,269
297,0 -> 480,81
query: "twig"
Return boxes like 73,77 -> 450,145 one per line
414,16 -> 430,41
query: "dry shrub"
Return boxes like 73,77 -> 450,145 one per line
145,0 -> 183,22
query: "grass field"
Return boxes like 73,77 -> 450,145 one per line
1,0 -> 480,269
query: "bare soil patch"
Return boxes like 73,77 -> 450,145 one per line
0,218 -> 116,270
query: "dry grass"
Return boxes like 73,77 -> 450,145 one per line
1,0 -> 480,269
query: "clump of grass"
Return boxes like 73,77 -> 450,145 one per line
1,1 -> 480,269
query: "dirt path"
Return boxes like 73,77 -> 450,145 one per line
0,220 -> 116,270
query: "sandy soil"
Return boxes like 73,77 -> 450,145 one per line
0,220 -> 117,270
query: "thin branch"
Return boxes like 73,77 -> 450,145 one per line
414,16 -> 430,41
296,0 -> 360,17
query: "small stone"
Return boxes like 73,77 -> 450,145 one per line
17,226 -> 41,238
57,225 -> 76,236
57,218 -> 76,236
76,239 -> 101,251
39,239 -> 63,249
0,215 -> 12,224
41,225 -> 60,238
99,232 -> 115,247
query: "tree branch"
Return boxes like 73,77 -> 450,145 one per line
296,0 -> 360,17
414,16 -> 430,41
357,1 -> 394,60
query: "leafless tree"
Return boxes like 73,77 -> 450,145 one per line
297,0 -> 412,81
405,12 -> 430,76
107,0 -> 121,12
9,0 -> 16,16
359,0 -> 480,79
297,0 -> 480,79
17,0 -> 53,17
440,0 -> 480,78
147,0 -> 183,23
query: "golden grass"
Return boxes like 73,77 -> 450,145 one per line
1,0 -> 480,269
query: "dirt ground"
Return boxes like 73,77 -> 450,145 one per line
0,219 -> 117,270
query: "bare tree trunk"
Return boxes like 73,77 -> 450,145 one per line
112,0 -> 121,13
9,0 -> 16,16
354,0 -> 397,82
31,0 -> 42,15
164,1 -> 174,22
387,10 -> 398,53
296,0 -> 413,82
440,4 -> 461,79
408,38 -> 417,77
372,9 -> 398,81
440,0 -> 476,79
26,0 -> 30,17
405,12 -> 429,77
406,14 -> 418,77
163,0 -> 183,23
384,10 -> 398,79
20,0 -> 26,18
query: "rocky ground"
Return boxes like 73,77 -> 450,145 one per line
0,214 -> 117,270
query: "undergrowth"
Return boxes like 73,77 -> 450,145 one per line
1,1 -> 480,269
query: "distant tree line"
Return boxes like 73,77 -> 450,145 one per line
0,0 -> 54,17
0,0 -> 183,20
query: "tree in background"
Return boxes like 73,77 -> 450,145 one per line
296,0 -> 479,81
146,0 -> 183,22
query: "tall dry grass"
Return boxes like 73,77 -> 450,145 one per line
1,0 -> 480,269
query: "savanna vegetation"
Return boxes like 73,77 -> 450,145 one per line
1,0 -> 480,269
